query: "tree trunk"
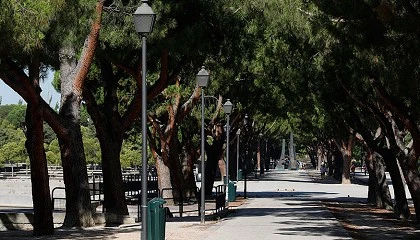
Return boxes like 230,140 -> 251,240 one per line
59,47 -> 94,226
341,152 -> 351,184
25,99 -> 54,235
397,153 -> 420,222
257,140 -> 261,174
56,1 -> 103,225
366,153 -> 376,204
317,147 -> 323,170
155,154 -> 173,203
380,149 -> 410,219
98,135 -> 129,217
370,152 -> 393,209
59,94 -> 94,227
180,131 -> 198,199
168,134 -> 185,202
205,124 -> 224,197
327,151 -> 333,176
333,150 -> 343,181
335,133 -> 354,184
84,58 -> 129,218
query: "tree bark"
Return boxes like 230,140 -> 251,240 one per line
59,45 -> 94,227
379,108 -> 420,221
205,123 -> 225,197
26,102 -> 54,235
58,1 -> 104,226
59,93 -> 94,227
371,78 -> 420,222
341,79 -> 411,219
167,130 -> 185,202
97,134 -> 128,217
334,132 -> 354,184
25,63 -> 54,235
400,165 -> 420,222
180,127 -> 200,196
369,152 -> 393,209
0,0 -> 104,228
83,58 -> 129,218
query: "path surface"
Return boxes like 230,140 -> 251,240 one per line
0,169 -> 369,239
202,169 -> 364,240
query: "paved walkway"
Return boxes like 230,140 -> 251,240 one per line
0,168 -> 369,239
200,169 -> 363,240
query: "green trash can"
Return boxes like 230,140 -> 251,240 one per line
228,181 -> 236,202
237,170 -> 242,181
223,176 -> 228,184
147,198 -> 166,240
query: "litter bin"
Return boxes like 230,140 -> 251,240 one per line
147,198 -> 166,240
228,181 -> 236,202
237,170 -> 242,181
223,176 -> 228,184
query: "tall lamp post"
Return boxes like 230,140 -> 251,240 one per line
243,114 -> 249,198
197,66 -> 210,224
236,129 -> 241,183
133,1 -> 156,239
223,99 -> 233,207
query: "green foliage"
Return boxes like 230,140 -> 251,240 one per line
45,139 -> 60,165
2,0 -> 420,173
120,139 -> 141,168
0,118 -> 27,165
81,125 -> 101,164
5,104 -> 26,128
0,0 -> 66,53
43,123 -> 56,144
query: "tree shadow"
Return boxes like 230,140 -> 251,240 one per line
224,204 -> 351,239
325,201 -> 420,239
0,225 -> 140,239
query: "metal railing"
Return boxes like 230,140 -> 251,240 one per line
160,187 -> 199,217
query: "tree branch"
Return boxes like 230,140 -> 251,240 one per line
370,77 -> 420,154
73,0 -> 104,96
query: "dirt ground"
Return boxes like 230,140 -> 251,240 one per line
305,168 -> 420,239
323,190 -> 420,239
324,201 -> 420,239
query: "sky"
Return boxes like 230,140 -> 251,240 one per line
0,70 -> 61,106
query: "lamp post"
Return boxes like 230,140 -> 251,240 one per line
223,99 -> 233,207
243,114 -> 248,198
197,66 -> 209,224
133,1 -> 156,239
236,129 -> 241,183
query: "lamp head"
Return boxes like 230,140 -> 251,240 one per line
133,0 -> 156,35
196,66 -> 210,87
223,99 -> 233,115
243,114 -> 248,126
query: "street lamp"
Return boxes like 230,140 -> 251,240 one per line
243,114 -> 249,199
236,129 -> 241,183
133,1 -> 156,239
223,99 -> 233,207
197,66 -> 209,224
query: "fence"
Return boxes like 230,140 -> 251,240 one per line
51,171 -> 228,220
51,171 -> 159,211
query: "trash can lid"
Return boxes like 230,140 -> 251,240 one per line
148,198 -> 166,208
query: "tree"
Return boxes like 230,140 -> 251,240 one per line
0,0 -> 105,229
79,0 -> 254,214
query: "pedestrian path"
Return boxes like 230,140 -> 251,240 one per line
0,168 -> 368,239
200,169 -> 361,240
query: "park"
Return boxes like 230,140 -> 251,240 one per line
1,0 -> 420,239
